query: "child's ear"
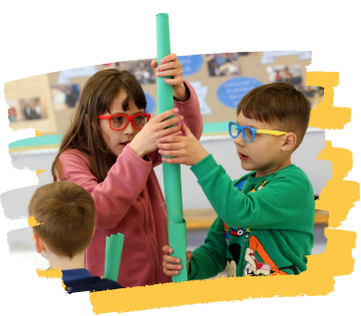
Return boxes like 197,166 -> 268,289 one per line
281,132 -> 297,152
92,227 -> 96,236
31,234 -> 45,254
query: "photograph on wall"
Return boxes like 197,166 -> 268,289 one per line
51,84 -> 80,111
267,64 -> 323,108
6,100 -> 18,123
18,97 -> 48,120
266,64 -> 303,88
101,59 -> 155,84
206,53 -> 241,76
299,86 -> 324,108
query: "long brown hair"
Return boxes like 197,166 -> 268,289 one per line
52,69 -> 147,183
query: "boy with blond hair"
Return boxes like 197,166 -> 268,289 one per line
28,182 -> 122,293
159,82 -> 315,279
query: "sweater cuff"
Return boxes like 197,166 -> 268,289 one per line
187,258 -> 198,280
174,80 -> 193,106
121,144 -> 153,167
190,154 -> 217,180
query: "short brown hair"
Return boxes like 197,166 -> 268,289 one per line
237,82 -> 311,150
28,182 -> 95,259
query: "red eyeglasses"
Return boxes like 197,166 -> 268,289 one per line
98,113 -> 151,131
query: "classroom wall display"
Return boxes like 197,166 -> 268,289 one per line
189,81 -> 212,115
5,74 -> 58,133
7,100 -> 18,123
260,51 -> 312,64
101,59 -> 156,84
266,64 -> 324,108
6,51 -> 318,138
18,97 -> 48,120
217,76 -> 263,109
267,64 -> 303,86
51,84 -> 80,111
57,66 -> 98,85
177,55 -> 204,76
206,53 -> 242,76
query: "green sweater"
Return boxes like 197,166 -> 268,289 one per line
188,154 -> 315,279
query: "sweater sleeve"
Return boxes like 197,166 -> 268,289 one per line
58,147 -> 153,230
190,154 -> 313,230
175,80 -> 203,140
188,216 -> 227,280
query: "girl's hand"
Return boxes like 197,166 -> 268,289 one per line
162,245 -> 193,276
129,108 -> 183,158
151,53 -> 189,102
158,123 -> 209,166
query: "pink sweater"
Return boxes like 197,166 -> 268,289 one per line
57,81 -> 202,288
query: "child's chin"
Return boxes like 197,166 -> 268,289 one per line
240,162 -> 253,171
112,146 -> 124,157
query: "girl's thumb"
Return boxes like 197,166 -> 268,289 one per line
182,123 -> 191,136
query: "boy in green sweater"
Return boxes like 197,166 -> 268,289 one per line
158,82 -> 315,279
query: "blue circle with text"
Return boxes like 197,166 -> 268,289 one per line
217,77 -> 263,109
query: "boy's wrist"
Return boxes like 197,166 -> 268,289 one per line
194,148 -> 210,166
190,153 -> 214,178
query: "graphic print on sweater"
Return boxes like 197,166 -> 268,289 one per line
224,178 -> 298,277
224,232 -> 299,277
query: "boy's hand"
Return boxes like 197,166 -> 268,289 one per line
162,245 -> 193,276
158,123 -> 209,166
151,53 -> 189,102
130,108 -> 183,158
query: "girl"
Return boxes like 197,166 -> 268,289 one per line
51,54 -> 203,287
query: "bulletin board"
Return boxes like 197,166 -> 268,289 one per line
6,51 -> 323,150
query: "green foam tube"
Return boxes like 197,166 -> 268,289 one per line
156,13 -> 188,282
168,221 -> 188,282
104,232 -> 124,282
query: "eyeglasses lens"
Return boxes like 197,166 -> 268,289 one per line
243,128 -> 253,142
230,123 -> 239,138
110,115 -> 148,130
229,123 -> 254,142
133,115 -> 148,129
111,116 -> 127,130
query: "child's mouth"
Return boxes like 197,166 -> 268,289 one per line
120,142 -> 130,147
239,153 -> 248,160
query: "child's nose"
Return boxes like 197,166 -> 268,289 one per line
234,133 -> 246,147
123,121 -> 136,135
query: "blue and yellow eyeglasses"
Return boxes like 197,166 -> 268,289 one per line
228,121 -> 287,143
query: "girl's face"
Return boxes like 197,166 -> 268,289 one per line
99,90 -> 145,156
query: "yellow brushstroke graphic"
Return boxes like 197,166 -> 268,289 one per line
25,215 -> 43,227
31,130 -> 54,137
36,269 -> 67,291
33,169 -> 47,184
